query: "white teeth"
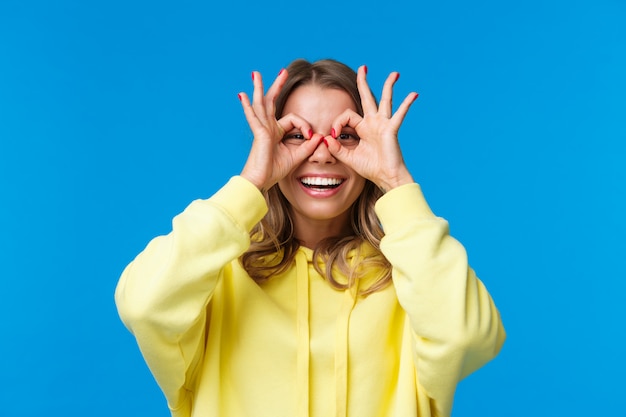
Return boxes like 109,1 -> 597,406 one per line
300,177 -> 343,186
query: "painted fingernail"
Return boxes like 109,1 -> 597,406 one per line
237,93 -> 242,101
331,128 -> 337,138
308,129 -> 313,138
412,93 -> 419,101
363,65 -> 368,75
278,68 -> 285,76
251,72 -> 255,81
322,138 -> 329,147
395,72 -> 400,81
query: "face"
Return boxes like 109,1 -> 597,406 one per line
278,85 -> 366,237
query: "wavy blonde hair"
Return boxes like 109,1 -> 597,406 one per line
240,59 -> 391,295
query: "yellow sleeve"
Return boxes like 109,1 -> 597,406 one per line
375,183 -> 506,416
114,176 -> 267,411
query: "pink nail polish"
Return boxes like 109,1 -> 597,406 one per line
322,138 -> 329,147
331,128 -> 336,138
308,129 -> 313,138
251,72 -> 255,81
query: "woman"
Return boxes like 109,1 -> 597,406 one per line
115,58 -> 505,417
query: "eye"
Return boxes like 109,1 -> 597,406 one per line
282,132 -> 306,145
338,131 -> 360,147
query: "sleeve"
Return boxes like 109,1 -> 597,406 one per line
114,176 -> 268,412
375,183 -> 506,417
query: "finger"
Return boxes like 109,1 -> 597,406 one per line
265,68 -> 288,119
390,92 -> 419,127
290,135 -> 325,164
278,113 -> 314,140
275,122 -> 285,140
379,72 -> 400,118
251,71 -> 267,119
238,92 -> 265,138
329,109 -> 363,138
238,92 -> 263,132
324,134 -> 353,165
356,65 -> 378,115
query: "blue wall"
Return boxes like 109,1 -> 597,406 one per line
1,0 -> 624,415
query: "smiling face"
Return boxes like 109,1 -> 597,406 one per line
278,85 -> 366,244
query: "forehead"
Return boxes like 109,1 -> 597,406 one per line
282,85 -> 357,123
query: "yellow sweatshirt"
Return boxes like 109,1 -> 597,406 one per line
115,176 -> 505,417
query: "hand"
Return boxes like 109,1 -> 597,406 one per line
325,66 -> 419,192
238,69 -> 323,191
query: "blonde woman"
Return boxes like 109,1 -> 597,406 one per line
115,58 -> 505,417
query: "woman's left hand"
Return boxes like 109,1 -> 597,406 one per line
325,66 -> 419,192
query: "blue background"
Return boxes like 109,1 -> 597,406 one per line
1,0 -> 624,415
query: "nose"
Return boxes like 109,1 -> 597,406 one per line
308,134 -> 336,164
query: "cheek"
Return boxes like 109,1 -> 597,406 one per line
347,178 -> 367,201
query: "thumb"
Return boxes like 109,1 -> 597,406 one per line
324,135 -> 351,163
292,135 -> 325,163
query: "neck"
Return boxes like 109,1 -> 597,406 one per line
292,214 -> 353,249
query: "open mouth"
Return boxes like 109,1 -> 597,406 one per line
299,176 -> 344,190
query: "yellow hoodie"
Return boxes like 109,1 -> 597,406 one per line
115,176 -> 505,417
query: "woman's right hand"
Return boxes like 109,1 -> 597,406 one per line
238,69 -> 322,192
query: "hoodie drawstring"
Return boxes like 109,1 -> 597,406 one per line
334,278 -> 359,417
295,248 -> 360,417
296,250 -> 310,416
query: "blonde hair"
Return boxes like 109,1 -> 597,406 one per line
240,59 -> 391,295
